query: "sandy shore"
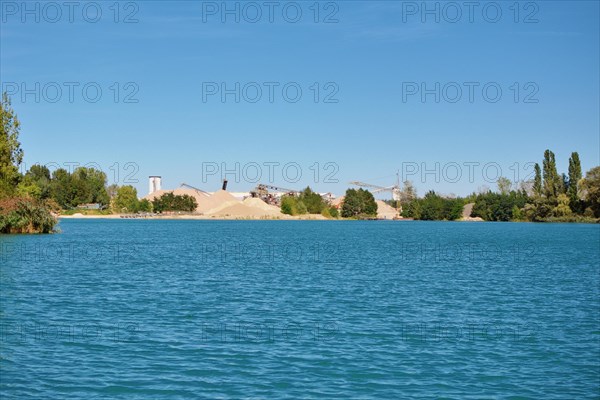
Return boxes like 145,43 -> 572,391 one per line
58,213 -> 327,221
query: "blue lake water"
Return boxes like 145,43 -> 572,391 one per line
1,220 -> 599,399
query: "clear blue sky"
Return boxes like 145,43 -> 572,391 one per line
1,0 -> 598,197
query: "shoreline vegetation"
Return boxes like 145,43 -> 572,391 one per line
1,93 -> 599,234
395,151 -> 600,224
56,213 -> 598,223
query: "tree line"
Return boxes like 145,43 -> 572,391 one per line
281,187 -> 340,218
279,187 -> 381,219
8,163 -> 198,214
398,150 -> 599,222
470,150 -> 599,222
18,164 -> 110,209
401,191 -> 464,221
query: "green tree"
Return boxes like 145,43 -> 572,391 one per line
152,192 -> 197,212
471,191 -> 528,222
511,205 -> 523,221
279,195 -> 309,216
362,190 -> 378,216
328,207 -> 339,218
298,187 -> 326,214
50,168 -> 75,208
523,197 -> 553,222
138,199 -> 153,212
542,150 -> 561,198
46,166 -> 109,209
280,195 -> 297,215
401,199 -> 422,219
533,163 -> 542,197
445,198 -> 464,220
295,200 -> 308,215
401,192 -> 463,221
567,152 -> 582,212
114,185 -> 140,213
562,173 -> 570,194
580,166 -> 600,218
16,175 -> 42,199
173,194 -> 197,212
85,168 -> 109,206
552,193 -> 572,217
24,165 -> 52,199
71,167 -> 94,205
341,188 -> 377,218
341,189 -> 361,217
0,93 -> 23,198
420,191 -> 443,220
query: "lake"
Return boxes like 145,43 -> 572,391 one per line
1,220 -> 599,398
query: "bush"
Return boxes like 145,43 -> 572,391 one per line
329,207 -> 339,218
296,200 -> 307,215
0,197 -> 57,234
523,198 -> 553,222
320,207 -> 340,219
401,200 -> 422,219
280,196 -> 296,215
138,199 -> 153,212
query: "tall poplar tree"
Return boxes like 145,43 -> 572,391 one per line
542,150 -> 560,199
533,163 -> 542,197
568,152 -> 582,210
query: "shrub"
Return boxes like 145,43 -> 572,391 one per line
329,207 -> 339,218
280,196 -> 297,215
0,197 -> 57,234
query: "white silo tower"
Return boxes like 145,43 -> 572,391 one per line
149,176 -> 162,195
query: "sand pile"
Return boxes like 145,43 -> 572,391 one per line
143,189 -> 168,201
330,196 -> 344,207
376,200 -> 399,220
242,197 -> 281,212
203,196 -> 282,218
208,202 -> 283,218
460,203 -> 484,221
462,203 -> 474,218
197,190 -> 240,213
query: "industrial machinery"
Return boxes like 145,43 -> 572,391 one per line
180,183 -> 210,196
251,183 -> 299,205
180,180 -> 227,196
350,171 -> 401,202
